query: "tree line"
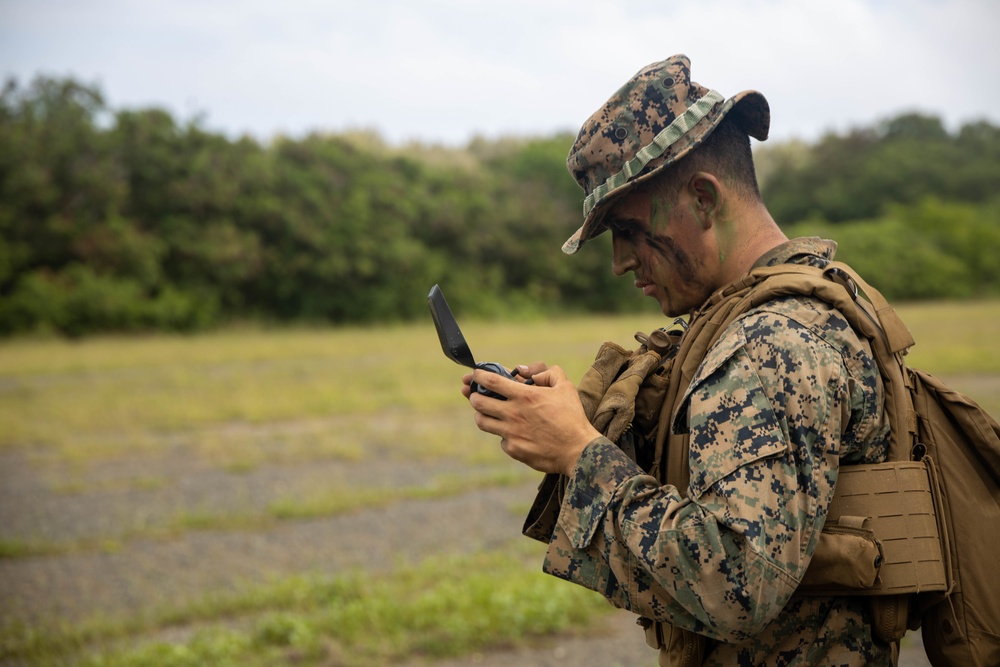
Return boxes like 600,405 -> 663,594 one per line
2,76 -> 999,336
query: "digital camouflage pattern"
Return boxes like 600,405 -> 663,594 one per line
562,54 -> 769,255
543,239 -> 896,665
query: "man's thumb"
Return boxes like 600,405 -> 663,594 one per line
531,365 -> 565,388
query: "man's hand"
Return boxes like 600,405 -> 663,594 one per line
460,362 -> 545,400
464,364 -> 601,477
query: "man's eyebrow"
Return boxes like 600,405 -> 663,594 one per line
605,217 -> 642,232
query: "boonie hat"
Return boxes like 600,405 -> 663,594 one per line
562,54 -> 769,254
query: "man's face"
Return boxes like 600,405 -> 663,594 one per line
606,183 -> 716,317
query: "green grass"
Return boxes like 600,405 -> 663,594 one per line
0,313 -> 654,467
899,300 -> 1000,373
897,300 -> 1000,415
1,303 -> 998,469
3,543 -> 612,667
1,304 -> 996,462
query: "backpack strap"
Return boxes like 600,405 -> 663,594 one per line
819,261 -> 920,458
656,262 -> 922,491
825,261 -> 914,355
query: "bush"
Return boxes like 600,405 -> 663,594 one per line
0,265 -> 218,336
785,199 -> 1000,301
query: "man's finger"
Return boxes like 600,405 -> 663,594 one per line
515,362 -> 548,380
527,365 -> 567,388
473,407 -> 506,438
472,367 -> 525,398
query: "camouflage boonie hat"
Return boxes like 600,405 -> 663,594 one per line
562,54 -> 769,254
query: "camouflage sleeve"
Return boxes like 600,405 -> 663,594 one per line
546,305 -> 875,643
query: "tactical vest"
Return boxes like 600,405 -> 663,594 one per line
523,261 -> 1000,667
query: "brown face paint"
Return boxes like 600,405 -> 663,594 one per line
649,188 -> 701,273
642,232 -> 696,277
645,194 -> 702,286
640,231 -> 712,315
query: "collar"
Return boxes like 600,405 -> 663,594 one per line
752,237 -> 838,270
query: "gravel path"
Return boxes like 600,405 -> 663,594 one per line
0,448 -> 534,624
0,441 -> 931,666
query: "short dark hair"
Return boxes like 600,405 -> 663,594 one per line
650,114 -> 762,203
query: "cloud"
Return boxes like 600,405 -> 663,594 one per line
2,0 -> 998,144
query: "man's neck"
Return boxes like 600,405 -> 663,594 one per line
716,203 -> 788,285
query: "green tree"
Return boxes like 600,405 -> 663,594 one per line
762,113 -> 1000,224
2,77 -> 997,336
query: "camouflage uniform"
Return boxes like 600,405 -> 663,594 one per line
541,238 -> 895,665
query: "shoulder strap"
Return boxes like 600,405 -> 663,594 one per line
655,262 -> 919,493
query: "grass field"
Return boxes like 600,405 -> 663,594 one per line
2,301 -> 998,464
1,301 -> 998,666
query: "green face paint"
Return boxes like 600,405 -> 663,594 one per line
649,197 -> 674,236
714,201 -> 737,265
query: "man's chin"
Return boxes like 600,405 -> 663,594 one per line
657,300 -> 681,318
656,295 -> 691,319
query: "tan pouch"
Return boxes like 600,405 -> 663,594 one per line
799,460 -> 947,596
799,518 -> 882,590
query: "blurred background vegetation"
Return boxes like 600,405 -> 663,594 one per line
2,76 -> 999,337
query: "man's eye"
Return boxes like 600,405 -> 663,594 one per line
610,223 -> 635,238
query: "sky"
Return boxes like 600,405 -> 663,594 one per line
2,0 -> 999,147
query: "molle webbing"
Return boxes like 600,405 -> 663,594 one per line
798,459 -> 947,596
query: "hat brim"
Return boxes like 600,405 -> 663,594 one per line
562,90 -> 769,255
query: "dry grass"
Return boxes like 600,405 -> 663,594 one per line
1,302 -> 997,465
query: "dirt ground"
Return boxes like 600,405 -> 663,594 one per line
0,427 -> 932,666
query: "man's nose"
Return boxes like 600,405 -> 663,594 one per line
611,235 -> 637,276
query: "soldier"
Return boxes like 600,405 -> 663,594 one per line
463,55 -> 895,666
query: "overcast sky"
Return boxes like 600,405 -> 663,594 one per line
2,0 -> 999,147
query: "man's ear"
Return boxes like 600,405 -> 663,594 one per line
687,172 -> 724,230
